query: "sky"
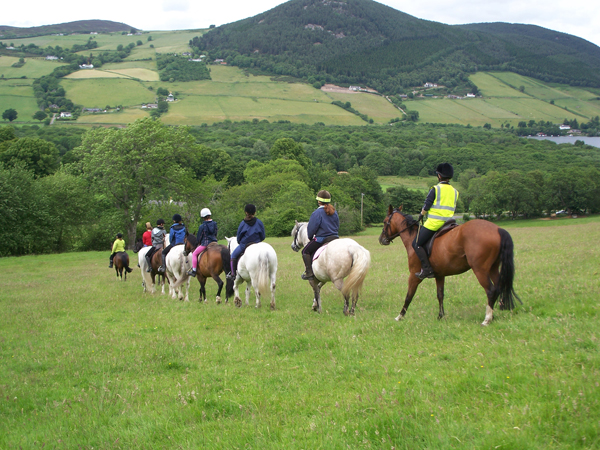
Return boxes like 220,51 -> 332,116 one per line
3,0 -> 600,48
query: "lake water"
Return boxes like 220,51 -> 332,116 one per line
528,136 -> 600,148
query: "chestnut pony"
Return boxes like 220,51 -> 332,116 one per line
113,252 -> 131,281
379,206 -> 520,325
182,235 -> 234,304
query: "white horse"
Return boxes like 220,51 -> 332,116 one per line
225,237 -> 278,309
133,235 -> 169,295
291,221 -> 371,315
164,244 -> 192,301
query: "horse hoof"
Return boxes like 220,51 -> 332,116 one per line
395,314 -> 404,321
215,296 -> 221,304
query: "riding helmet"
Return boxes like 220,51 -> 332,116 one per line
316,190 -> 332,203
200,208 -> 212,218
157,218 -> 165,225
116,232 -> 123,238
172,213 -> 182,222
435,163 -> 454,179
244,204 -> 256,215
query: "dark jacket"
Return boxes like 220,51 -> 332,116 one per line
307,206 -> 339,242
169,223 -> 187,245
196,220 -> 218,247
236,217 -> 265,246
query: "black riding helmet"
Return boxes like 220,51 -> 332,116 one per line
116,233 -> 123,238
436,163 -> 454,179
157,218 -> 165,225
172,213 -> 182,223
244,204 -> 256,215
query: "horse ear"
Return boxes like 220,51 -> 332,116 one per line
387,205 -> 393,216
399,204 -> 403,211
295,220 -> 298,225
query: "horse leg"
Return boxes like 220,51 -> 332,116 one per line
473,269 -> 496,326
270,274 -> 276,311
211,273 -> 223,304
184,277 -> 190,302
309,279 -> 322,313
435,277 -> 446,320
248,284 -> 258,308
199,275 -> 207,303
333,279 -> 350,316
233,279 -> 242,308
396,275 -> 422,321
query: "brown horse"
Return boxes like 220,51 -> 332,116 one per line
379,206 -> 520,325
183,235 -> 234,304
133,240 -> 168,294
113,252 -> 132,281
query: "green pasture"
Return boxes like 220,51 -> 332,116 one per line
0,56 -> 66,79
64,67 -> 159,82
485,97 -> 583,122
162,95 -> 364,126
6,33 -> 143,51
124,48 -> 157,61
102,60 -> 157,71
209,65 -> 275,83
75,109 -> 149,124
326,91 -> 402,123
64,69 -> 126,79
409,98 -> 520,126
61,78 -> 155,107
149,30 -> 205,54
378,175 -> 442,193
1,219 -> 599,448
0,79 -> 41,121
470,72 -> 530,98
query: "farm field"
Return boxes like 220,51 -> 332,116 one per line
326,91 -> 402,124
0,56 -> 66,79
378,175 -> 444,193
75,109 -> 149,124
1,219 -> 598,448
0,79 -> 42,120
60,78 -> 156,107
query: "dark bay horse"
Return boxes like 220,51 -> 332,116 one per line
183,235 -> 233,304
133,240 -> 168,294
379,206 -> 521,325
113,252 -> 132,281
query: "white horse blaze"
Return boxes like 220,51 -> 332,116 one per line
226,237 -> 278,310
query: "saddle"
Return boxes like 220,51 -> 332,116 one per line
312,236 -> 339,261
424,220 -> 459,256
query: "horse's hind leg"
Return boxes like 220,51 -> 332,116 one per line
199,276 -> 207,303
473,269 -> 496,326
211,273 -> 223,304
396,275 -> 422,321
435,277 -> 446,320
334,279 -> 351,316
309,280 -> 322,313
270,274 -> 276,311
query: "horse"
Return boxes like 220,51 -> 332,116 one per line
133,240 -> 168,295
225,236 -> 278,309
113,252 -> 131,281
291,221 -> 371,315
164,244 -> 193,301
379,205 -> 521,325
183,235 -> 234,304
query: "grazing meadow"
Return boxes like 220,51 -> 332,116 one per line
1,218 -> 598,448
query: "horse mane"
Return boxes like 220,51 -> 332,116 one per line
396,209 -> 419,235
187,234 -> 198,246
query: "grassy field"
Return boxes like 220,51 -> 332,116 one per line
0,79 -> 41,122
378,175 -> 441,193
1,218 -> 599,448
0,56 -> 66,79
326,92 -> 402,124
75,109 -> 149,124
61,78 -> 156,107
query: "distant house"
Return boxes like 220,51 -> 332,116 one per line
466,93 -> 476,98
214,59 -> 224,63
142,103 -> 158,109
60,112 -> 72,118
424,82 -> 438,88
349,86 -> 360,91
559,124 -> 571,130
6,46 -> 15,50
46,55 -> 59,60
134,32 -> 142,36
399,94 -> 408,98
166,94 -> 175,102
182,52 -> 192,56
188,59 -> 203,62
447,95 -> 461,99
79,64 -> 94,69
127,33 -> 133,36
90,32 -> 98,35
49,104 -> 59,109
83,108 -> 101,112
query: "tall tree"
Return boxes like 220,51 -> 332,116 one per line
2,109 -> 18,122
71,118 -> 198,247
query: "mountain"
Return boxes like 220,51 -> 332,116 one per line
191,0 -> 600,94
0,20 -> 136,38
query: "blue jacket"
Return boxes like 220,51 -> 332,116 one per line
307,206 -> 339,242
196,220 -> 218,247
169,223 -> 187,245
236,217 -> 265,246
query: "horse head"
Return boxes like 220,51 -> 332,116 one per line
225,236 -> 238,254
183,234 -> 198,256
133,238 -> 144,253
291,221 -> 308,252
379,205 -> 417,245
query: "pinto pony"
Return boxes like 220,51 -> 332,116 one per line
379,206 -> 521,325
291,221 -> 370,315
183,235 -> 234,304
225,236 -> 278,310
133,240 -> 167,294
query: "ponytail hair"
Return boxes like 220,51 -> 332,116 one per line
323,203 -> 336,216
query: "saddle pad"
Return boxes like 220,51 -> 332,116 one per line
313,244 -> 329,261
424,220 -> 459,256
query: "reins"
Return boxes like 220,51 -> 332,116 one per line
383,209 -> 416,243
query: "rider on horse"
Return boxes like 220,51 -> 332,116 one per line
142,222 -> 152,247
226,204 -> 265,281
109,233 -> 132,272
158,214 -> 187,273
301,189 -> 340,281
145,219 -> 166,272
187,208 -> 218,277
413,163 -> 459,280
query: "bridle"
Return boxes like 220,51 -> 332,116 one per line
381,209 -> 414,244
291,223 -> 305,252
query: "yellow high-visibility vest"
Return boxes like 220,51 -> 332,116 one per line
423,183 -> 459,231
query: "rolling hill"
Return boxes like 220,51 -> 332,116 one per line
0,20 -> 136,38
191,0 -> 600,93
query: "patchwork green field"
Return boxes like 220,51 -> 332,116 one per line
378,175 -> 443,193
0,56 -> 66,79
1,219 -> 599,448
326,91 -> 402,124
75,109 -> 149,124
60,78 -> 156,107
0,79 -> 42,120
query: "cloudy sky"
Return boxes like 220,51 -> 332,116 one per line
3,0 -> 600,47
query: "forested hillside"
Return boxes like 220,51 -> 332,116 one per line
191,0 -> 600,93
0,20 -> 135,38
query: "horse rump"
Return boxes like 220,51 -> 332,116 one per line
497,228 -> 522,310
341,244 -> 371,298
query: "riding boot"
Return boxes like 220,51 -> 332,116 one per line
226,258 -> 238,280
301,253 -> 315,280
108,254 -> 114,268
157,254 -> 166,273
414,246 -> 435,280
146,254 -> 153,272
187,268 -> 197,277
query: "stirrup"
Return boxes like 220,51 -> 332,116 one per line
226,272 -> 235,280
157,266 -> 165,273
415,269 -> 435,280
301,272 -> 314,281
187,269 -> 196,277
146,266 -> 153,273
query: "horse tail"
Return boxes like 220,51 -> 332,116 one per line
341,244 -> 371,299
497,228 -> 522,310
220,246 -> 234,299
257,251 -> 271,297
